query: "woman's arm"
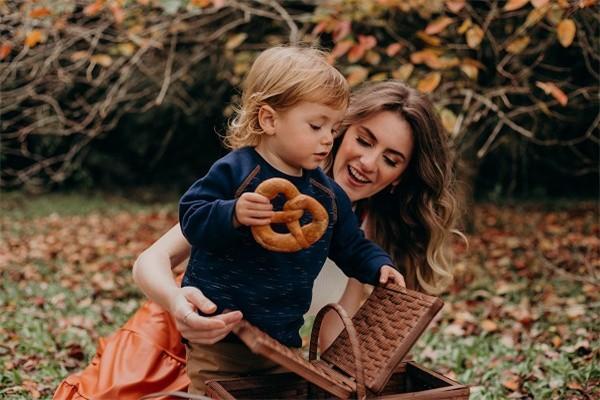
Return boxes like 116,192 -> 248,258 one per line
132,223 -> 243,344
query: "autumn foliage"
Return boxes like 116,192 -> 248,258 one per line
1,0 -> 598,191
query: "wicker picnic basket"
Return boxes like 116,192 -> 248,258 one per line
206,284 -> 469,399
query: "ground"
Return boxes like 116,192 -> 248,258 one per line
0,192 -> 598,399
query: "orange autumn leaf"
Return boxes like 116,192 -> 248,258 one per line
506,36 -> 530,54
358,35 -> 377,50
425,16 -> 455,35
502,375 -> 521,391
481,319 -> 498,332
25,30 -> 43,48
557,19 -> 576,47
109,3 -> 125,24
410,49 -> 442,65
386,43 -> 403,57
504,0 -> 529,11
0,43 -> 12,60
347,44 -> 366,63
417,72 -> 441,93
346,66 -> 369,87
417,31 -> 442,46
446,0 -> 466,13
392,64 -> 414,81
466,25 -> 484,48
84,0 -> 104,16
579,0 -> 598,7
531,0 -> 549,7
536,81 -> 568,106
331,39 -> 353,59
90,54 -> 113,67
30,7 -> 51,18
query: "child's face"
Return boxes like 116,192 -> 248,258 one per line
265,101 -> 345,175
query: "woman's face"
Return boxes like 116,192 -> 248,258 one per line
332,111 -> 414,202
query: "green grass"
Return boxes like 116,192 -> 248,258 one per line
0,192 -> 598,399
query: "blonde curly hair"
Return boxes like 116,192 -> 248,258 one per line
225,46 -> 349,149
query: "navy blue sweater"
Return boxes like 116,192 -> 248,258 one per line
179,147 -> 393,347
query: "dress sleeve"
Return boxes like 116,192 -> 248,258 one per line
179,156 -> 242,250
328,182 -> 394,286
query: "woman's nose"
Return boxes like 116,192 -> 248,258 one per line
359,152 -> 377,172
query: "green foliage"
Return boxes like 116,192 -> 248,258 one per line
0,0 -> 597,193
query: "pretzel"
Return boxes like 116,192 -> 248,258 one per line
251,178 -> 329,252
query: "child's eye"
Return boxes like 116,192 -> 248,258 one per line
309,124 -> 321,131
356,136 -> 371,147
384,156 -> 398,167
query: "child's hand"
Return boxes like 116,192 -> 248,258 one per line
234,192 -> 274,227
379,265 -> 406,287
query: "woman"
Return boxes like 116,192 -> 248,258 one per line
53,80 -> 460,400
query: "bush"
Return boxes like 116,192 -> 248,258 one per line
1,0 -> 598,195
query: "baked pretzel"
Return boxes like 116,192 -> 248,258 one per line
251,178 -> 329,252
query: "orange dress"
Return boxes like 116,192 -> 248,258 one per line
52,300 -> 189,400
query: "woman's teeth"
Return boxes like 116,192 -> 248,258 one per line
348,166 -> 370,184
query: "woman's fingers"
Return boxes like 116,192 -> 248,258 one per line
182,286 -> 217,314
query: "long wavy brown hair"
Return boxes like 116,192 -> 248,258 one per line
331,81 -> 463,294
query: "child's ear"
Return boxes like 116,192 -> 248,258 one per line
258,105 -> 277,136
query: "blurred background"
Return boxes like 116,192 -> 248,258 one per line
0,1 -> 598,399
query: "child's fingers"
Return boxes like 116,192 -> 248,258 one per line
242,192 -> 273,206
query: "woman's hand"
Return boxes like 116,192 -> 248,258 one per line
170,286 -> 243,344
378,265 -> 406,287
234,192 -> 273,227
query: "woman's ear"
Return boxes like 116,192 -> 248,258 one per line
258,105 -> 277,136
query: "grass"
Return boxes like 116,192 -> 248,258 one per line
0,191 -> 598,399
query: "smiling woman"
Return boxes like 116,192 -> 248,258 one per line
53,79 -> 462,400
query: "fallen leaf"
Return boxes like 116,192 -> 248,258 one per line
331,39 -> 354,59
466,25 -> 484,48
109,3 -> 125,24
0,43 -> 12,60
567,381 -> 583,390
30,7 -> 51,18
552,335 -> 562,347
386,43 -> 403,57
392,64 -> 414,81
440,108 -> 457,133
90,54 -> 113,67
557,19 -> 576,47
504,0 -> 530,11
446,0 -> 466,13
70,51 -> 88,62
225,33 -> 247,50
502,375 -> 521,391
369,72 -> 388,81
506,36 -> 530,54
531,0 -> 549,7
535,81 -> 568,106
25,30 -> 44,48
461,64 -> 478,80
417,31 -> 442,46
365,50 -> 381,65
525,5 -> 549,27
417,72 -> 442,93
425,16 -> 455,35
83,0 -> 104,16
481,319 -> 499,332
347,44 -> 366,63
346,66 -> 369,87
458,18 -> 472,34
579,0 -> 598,7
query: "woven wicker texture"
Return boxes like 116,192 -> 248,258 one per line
321,285 -> 444,393
233,320 -> 355,399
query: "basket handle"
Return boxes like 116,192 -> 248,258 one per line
309,303 -> 366,400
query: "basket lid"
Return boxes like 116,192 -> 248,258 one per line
233,284 -> 443,398
322,284 -> 444,393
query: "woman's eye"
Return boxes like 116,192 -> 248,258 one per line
309,124 -> 321,130
356,137 -> 371,147
384,157 -> 398,167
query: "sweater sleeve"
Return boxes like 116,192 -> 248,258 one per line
328,182 -> 394,286
179,156 -> 243,250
